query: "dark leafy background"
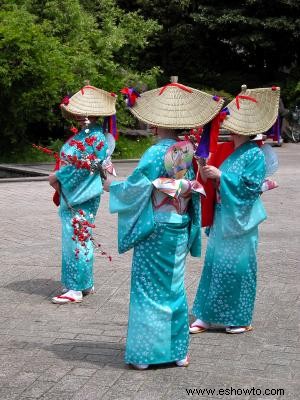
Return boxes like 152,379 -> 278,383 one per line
0,0 -> 299,158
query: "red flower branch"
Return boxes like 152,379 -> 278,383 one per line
33,139 -> 112,262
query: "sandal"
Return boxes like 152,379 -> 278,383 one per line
176,355 -> 190,367
189,319 -> 209,334
51,290 -> 83,304
82,286 -> 95,296
131,364 -> 149,370
225,325 -> 253,334
61,286 -> 95,296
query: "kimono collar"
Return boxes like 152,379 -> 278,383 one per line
234,140 -> 257,152
158,138 -> 178,145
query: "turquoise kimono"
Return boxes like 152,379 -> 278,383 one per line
55,124 -> 108,291
192,141 -> 267,326
110,139 -> 201,365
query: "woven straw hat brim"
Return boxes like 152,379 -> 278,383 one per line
222,87 -> 280,136
129,86 -> 224,129
61,86 -> 116,119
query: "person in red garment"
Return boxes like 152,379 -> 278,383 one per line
190,85 -> 280,334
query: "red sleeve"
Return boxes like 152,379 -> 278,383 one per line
196,142 -> 234,227
52,159 -> 61,206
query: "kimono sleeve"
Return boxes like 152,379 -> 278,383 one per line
109,144 -> 166,253
55,165 -> 91,194
220,146 -> 267,237
188,192 -> 202,257
183,167 -> 202,258
136,144 -> 167,180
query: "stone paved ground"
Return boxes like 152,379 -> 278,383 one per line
0,144 -> 299,400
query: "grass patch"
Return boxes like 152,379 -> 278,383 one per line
0,139 -> 64,163
0,135 -> 154,163
113,134 -> 154,159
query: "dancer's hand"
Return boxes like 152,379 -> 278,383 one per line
49,173 -> 60,191
202,166 -> 221,180
103,177 -> 112,192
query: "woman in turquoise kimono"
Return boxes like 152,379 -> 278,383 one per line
104,82 -> 224,368
49,85 -> 117,304
190,85 -> 280,334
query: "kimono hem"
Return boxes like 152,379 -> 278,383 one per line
56,124 -> 108,291
110,139 -> 201,364
192,141 -> 267,326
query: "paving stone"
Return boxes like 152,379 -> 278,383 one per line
87,367 -> 125,386
71,367 -> 98,377
0,145 -> 299,399
72,385 -> 110,400
40,390 -> 75,400
37,365 -> 74,382
18,381 -> 55,399
0,387 -> 24,400
5,372 -> 38,389
50,375 -> 90,391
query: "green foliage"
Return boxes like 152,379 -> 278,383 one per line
200,88 -> 234,104
282,68 -> 300,107
0,0 -> 161,158
190,0 -> 300,80
118,0 -> 300,94
0,138 -> 64,163
0,135 -> 154,163
1,0 -> 300,163
115,66 -> 162,129
0,5 -> 73,146
113,134 -> 154,159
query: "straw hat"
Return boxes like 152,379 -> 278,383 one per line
129,82 -> 224,129
221,84 -> 280,135
60,85 -> 116,119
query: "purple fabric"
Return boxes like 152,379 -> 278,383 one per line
111,114 -> 117,139
124,88 -> 140,107
266,116 -> 281,142
195,123 -> 211,159
102,115 -> 117,139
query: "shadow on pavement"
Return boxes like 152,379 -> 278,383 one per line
23,337 -> 194,371
5,278 -> 61,297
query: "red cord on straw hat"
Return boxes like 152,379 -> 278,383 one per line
80,85 -> 98,95
159,83 -> 192,95
235,95 -> 258,110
